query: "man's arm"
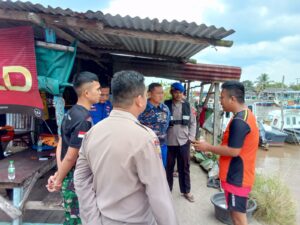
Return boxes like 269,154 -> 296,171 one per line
74,139 -> 101,225
54,119 -> 92,188
192,117 -> 250,157
56,136 -> 62,170
54,146 -> 79,189
192,141 -> 241,157
164,106 -> 171,133
135,138 -> 178,225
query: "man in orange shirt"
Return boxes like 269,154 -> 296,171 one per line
193,81 -> 259,225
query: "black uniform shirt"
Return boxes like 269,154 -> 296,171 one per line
61,104 -> 92,160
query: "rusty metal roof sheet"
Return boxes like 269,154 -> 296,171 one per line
113,56 -> 241,82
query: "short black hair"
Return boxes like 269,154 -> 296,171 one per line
111,70 -> 145,107
73,71 -> 99,96
100,83 -> 110,89
221,80 -> 245,104
148,83 -> 162,92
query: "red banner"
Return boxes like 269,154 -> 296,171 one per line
0,26 -> 43,118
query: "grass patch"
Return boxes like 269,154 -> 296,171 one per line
250,173 -> 297,225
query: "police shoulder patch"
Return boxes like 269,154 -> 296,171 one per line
153,137 -> 161,155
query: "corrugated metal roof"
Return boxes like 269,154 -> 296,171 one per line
113,56 -> 241,82
0,0 -> 235,60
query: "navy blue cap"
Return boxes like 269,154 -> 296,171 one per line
171,82 -> 185,93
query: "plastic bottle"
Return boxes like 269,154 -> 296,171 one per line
8,160 -> 15,180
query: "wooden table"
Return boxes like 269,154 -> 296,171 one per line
0,149 -> 57,225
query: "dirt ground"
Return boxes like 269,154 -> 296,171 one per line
1,144 -> 299,224
172,161 -> 262,225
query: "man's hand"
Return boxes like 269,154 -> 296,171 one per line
46,172 -> 58,192
53,178 -> 63,191
191,140 -> 212,152
46,172 -> 62,192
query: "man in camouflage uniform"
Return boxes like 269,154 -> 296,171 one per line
61,170 -> 81,224
47,71 -> 101,225
139,83 -> 170,167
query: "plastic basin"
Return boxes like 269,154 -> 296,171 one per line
211,192 -> 257,225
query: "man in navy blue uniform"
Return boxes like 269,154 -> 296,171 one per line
90,83 -> 112,124
139,83 -> 170,167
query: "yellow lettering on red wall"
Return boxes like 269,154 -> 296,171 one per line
2,66 -> 32,92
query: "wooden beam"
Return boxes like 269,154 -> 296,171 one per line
97,48 -> 184,62
0,195 -> 22,219
36,41 -> 75,52
49,26 -> 96,55
41,14 -> 103,30
0,9 -> 103,30
25,201 -> 64,211
76,53 -> 109,72
19,159 -> 56,210
48,26 -> 107,70
0,9 -> 44,24
102,27 -> 233,47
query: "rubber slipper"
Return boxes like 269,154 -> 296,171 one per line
183,193 -> 195,202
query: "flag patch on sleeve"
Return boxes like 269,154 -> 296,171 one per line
78,131 -> 86,138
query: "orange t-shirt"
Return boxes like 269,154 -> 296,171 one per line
219,109 -> 259,188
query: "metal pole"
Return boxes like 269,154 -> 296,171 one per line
280,75 -> 285,130
213,83 -> 220,145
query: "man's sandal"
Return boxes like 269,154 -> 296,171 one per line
183,193 -> 195,202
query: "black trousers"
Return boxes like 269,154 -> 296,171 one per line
166,142 -> 191,193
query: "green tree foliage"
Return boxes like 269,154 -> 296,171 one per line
255,73 -> 272,94
289,84 -> 300,90
242,80 -> 255,91
160,81 -> 172,100
247,74 -> 300,92
266,82 -> 288,89
188,58 -> 197,64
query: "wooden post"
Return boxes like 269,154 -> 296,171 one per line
196,83 -> 205,139
203,83 -> 214,107
213,83 -> 220,145
45,28 -> 56,43
12,187 -> 23,225
199,83 -> 205,106
186,81 -> 191,101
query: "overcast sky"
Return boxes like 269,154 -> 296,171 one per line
20,0 -> 300,85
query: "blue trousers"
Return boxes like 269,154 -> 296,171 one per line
161,144 -> 168,168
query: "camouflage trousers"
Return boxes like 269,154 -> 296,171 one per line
61,169 -> 82,225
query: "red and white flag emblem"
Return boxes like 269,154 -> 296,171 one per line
78,131 -> 86,138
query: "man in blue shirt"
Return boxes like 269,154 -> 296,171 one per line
90,84 -> 113,124
139,83 -> 170,167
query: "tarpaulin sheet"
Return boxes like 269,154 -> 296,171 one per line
35,42 -> 76,95
0,26 -> 43,118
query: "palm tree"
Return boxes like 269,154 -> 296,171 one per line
255,73 -> 272,95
